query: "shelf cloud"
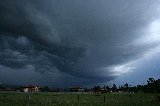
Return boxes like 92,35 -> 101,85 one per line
0,0 -> 160,87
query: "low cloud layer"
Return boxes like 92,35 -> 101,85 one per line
0,0 -> 160,87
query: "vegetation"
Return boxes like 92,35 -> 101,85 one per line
0,92 -> 160,106
93,78 -> 160,93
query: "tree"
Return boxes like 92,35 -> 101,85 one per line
93,86 -> 101,92
146,78 -> 160,93
40,86 -> 50,92
124,83 -> 129,92
147,78 -> 155,84
103,85 -> 106,89
105,86 -> 110,91
112,84 -> 117,92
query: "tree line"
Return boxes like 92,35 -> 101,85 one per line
93,78 -> 160,93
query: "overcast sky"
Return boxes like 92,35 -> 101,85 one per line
0,0 -> 160,87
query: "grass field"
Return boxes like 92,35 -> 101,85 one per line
0,92 -> 160,106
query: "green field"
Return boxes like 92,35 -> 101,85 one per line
0,92 -> 160,106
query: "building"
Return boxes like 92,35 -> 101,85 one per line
23,85 -> 39,92
68,87 -> 84,92
78,88 -> 84,92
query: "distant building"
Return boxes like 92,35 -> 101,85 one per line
78,88 -> 84,92
23,85 -> 39,92
68,87 -> 84,92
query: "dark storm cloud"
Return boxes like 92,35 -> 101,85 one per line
0,35 -> 85,73
0,0 -> 160,86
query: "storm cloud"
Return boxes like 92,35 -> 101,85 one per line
0,0 -> 160,87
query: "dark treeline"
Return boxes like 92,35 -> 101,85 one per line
93,78 -> 160,93
40,78 -> 160,93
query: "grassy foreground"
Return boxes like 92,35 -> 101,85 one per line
0,92 -> 160,106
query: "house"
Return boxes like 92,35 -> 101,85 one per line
23,85 -> 39,92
